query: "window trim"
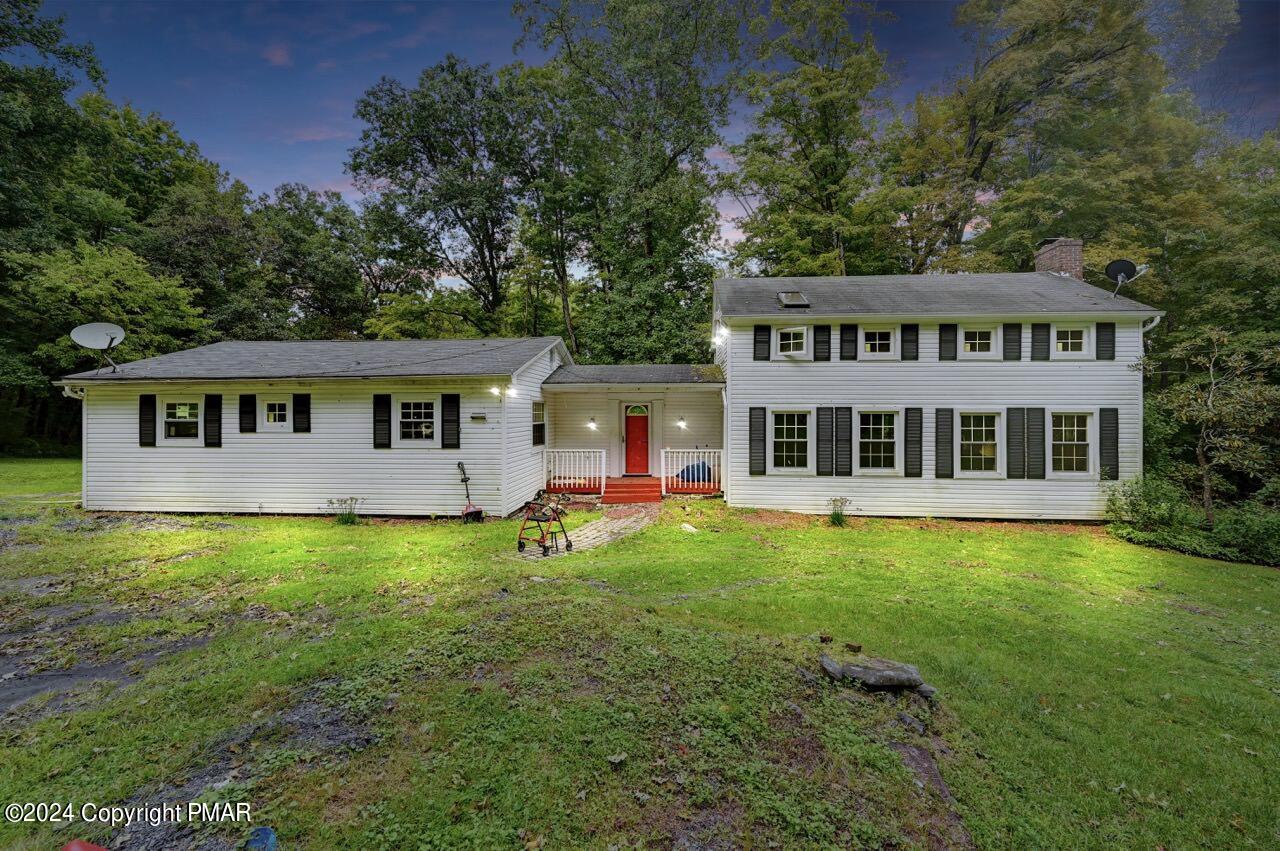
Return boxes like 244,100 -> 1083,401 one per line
1047,410 -> 1095,478
158,396 -> 201,444
532,400 -> 546,447
1051,323 -> 1093,360
773,325 -> 811,360
391,393 -> 441,448
954,410 -> 1003,478
260,395 -> 291,432
859,325 -> 897,360
767,406 -> 815,474
855,408 -> 902,475
958,324 -> 1000,360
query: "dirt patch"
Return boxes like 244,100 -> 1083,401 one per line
109,678 -> 378,850
766,702 -> 826,777
739,509 -> 818,529
1170,601 -> 1224,618
0,574 -> 65,597
887,740 -> 973,848
53,513 -> 236,534
0,516 -> 39,550
637,794 -> 746,850
604,503 -> 660,520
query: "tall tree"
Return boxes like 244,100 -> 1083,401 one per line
519,0 -> 757,363
730,0 -> 888,276
350,56 -> 523,334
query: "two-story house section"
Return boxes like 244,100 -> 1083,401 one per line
712,239 -> 1163,519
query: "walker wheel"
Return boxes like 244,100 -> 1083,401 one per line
517,540 -> 526,553
541,544 -> 550,557
565,541 -> 573,552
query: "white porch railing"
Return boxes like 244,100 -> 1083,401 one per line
545,449 -> 607,494
661,449 -> 723,495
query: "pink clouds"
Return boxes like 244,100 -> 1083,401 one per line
262,42 -> 292,67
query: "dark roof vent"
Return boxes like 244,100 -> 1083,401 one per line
776,291 -> 809,308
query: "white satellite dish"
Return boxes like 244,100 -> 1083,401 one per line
70,322 -> 126,350
70,322 -> 126,372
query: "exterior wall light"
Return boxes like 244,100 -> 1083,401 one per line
587,417 -> 598,430
676,418 -> 687,430
490,386 -> 502,396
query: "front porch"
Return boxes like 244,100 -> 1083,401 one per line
539,364 -> 725,502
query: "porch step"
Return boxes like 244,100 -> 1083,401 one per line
601,477 -> 662,504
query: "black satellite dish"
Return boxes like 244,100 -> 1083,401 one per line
1104,259 -> 1138,284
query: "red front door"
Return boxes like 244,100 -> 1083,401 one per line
624,405 -> 649,474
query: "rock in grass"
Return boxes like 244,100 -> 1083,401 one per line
819,653 -> 924,690
680,523 -> 698,533
915,683 -> 939,701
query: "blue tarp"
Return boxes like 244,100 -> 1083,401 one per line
677,460 -> 713,483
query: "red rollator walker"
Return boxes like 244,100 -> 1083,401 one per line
517,492 -> 572,557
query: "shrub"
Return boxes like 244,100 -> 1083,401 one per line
828,496 -> 849,527
1105,476 -> 1203,531
326,496 -> 363,525
1212,502 -> 1280,566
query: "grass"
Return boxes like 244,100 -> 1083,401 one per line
0,457 -> 80,497
1,461 -> 1277,848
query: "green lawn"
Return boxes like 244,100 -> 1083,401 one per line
1,461 -> 1276,848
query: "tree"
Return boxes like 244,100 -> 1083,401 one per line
350,56 -> 523,334
730,0 -> 888,276
519,0 -> 756,363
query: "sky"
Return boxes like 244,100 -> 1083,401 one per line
40,0 -> 1280,207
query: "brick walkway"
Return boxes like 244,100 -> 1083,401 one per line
517,503 -> 658,559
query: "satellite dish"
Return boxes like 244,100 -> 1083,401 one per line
70,322 -> 126,350
70,322 -> 125,372
1104,259 -> 1138,284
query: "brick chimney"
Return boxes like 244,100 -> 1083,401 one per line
1033,237 -> 1083,280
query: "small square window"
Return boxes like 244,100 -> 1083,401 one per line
778,328 -> 807,355
266,401 -> 288,424
963,330 -> 993,353
863,330 -> 892,354
164,401 -> 199,439
1056,329 -> 1085,353
399,400 -> 435,440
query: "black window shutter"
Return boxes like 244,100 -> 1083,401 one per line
749,407 -> 766,475
1025,408 -> 1046,479
1096,323 -> 1115,360
293,394 -> 311,433
904,407 -> 922,477
816,407 -> 834,475
203,394 -> 222,448
835,407 -> 853,476
1100,408 -> 1119,480
1003,323 -> 1022,361
1031,323 -> 1050,360
901,324 -> 919,361
373,394 -> 391,448
441,393 -> 460,449
239,394 -> 257,433
139,394 -> 156,447
813,325 -> 831,361
753,325 -> 771,361
939,324 -> 957,361
1006,407 -> 1026,479
934,408 -> 953,478
839,324 -> 858,360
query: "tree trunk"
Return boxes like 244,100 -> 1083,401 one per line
1195,441 -> 1215,527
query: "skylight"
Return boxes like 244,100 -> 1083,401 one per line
776,291 -> 809,308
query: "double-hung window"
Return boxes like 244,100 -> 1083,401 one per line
163,401 -> 200,439
858,412 -> 896,470
772,412 -> 808,469
959,414 -> 998,472
776,327 -> 808,357
399,400 -> 435,441
532,401 -> 546,446
1052,413 -> 1090,473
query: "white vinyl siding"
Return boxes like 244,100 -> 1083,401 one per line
500,346 -> 562,515
83,378 -> 509,516
721,318 -> 1146,519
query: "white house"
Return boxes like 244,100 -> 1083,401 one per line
59,238 -> 1160,520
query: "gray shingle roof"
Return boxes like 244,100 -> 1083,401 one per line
544,364 -> 723,385
62,338 -> 562,381
715,272 -> 1159,318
